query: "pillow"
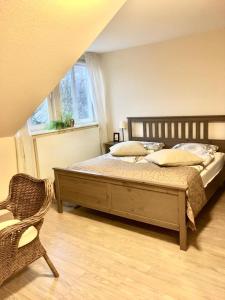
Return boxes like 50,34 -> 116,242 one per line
140,141 -> 165,151
145,149 -> 204,166
172,143 -> 217,167
173,143 -> 219,154
110,141 -> 148,156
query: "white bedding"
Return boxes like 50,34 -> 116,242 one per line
201,152 -> 224,187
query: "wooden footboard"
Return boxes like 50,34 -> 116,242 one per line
54,168 -> 188,250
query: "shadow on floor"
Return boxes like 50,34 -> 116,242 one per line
0,260 -> 57,299
188,186 -> 225,250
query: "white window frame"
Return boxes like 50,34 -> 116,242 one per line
28,60 -> 96,133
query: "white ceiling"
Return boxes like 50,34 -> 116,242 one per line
90,0 -> 225,53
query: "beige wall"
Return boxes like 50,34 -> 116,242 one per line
34,126 -> 101,179
0,0 -> 126,137
0,137 -> 18,201
101,29 -> 225,139
0,126 -> 101,200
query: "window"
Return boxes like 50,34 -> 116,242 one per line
74,63 -> 94,123
28,61 -> 95,133
60,63 -> 94,124
29,99 -> 50,132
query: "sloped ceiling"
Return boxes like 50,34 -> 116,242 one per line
0,0 -> 126,137
90,0 -> 225,52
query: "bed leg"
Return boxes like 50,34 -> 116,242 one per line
57,197 -> 63,213
54,173 -> 63,213
179,226 -> 187,251
178,191 -> 188,251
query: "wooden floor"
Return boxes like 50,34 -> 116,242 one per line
1,187 -> 225,300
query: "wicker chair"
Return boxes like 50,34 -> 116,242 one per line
0,173 -> 59,287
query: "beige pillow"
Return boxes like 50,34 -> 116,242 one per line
110,141 -> 148,156
145,149 -> 204,166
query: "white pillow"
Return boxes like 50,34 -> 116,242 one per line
173,143 -> 218,153
110,141 -> 148,156
145,149 -> 204,166
173,143 -> 216,167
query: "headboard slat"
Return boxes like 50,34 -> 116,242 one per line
174,121 -> 178,139
189,122 -> 193,140
167,122 -> 171,139
149,122 -> 152,138
161,122 -> 165,139
155,122 -> 159,139
196,121 -> 200,140
143,121 -> 147,138
204,122 -> 208,140
181,122 -> 185,139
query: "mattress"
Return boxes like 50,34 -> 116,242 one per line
200,152 -> 224,187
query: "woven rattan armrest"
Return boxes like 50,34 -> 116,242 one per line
0,198 -> 11,210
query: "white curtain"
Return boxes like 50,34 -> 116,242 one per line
85,52 -> 108,152
49,84 -> 61,120
15,123 -> 37,177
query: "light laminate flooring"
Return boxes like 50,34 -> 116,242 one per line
0,187 -> 225,300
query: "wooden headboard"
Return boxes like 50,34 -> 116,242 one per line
127,115 -> 225,152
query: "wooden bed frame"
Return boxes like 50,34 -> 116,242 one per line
54,115 -> 225,250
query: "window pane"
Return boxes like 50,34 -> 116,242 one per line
30,99 -> 49,129
60,63 -> 95,124
60,70 -> 74,118
74,64 -> 94,122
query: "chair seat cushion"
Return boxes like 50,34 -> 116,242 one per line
0,209 -> 11,215
0,209 -> 14,222
0,219 -> 38,248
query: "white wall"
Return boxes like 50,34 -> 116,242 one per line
100,29 -> 225,139
34,126 -> 101,179
0,137 -> 18,201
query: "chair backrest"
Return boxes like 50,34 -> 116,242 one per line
7,174 -> 49,220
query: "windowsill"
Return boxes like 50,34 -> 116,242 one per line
31,122 -> 99,138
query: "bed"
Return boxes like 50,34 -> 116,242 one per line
54,116 -> 225,250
